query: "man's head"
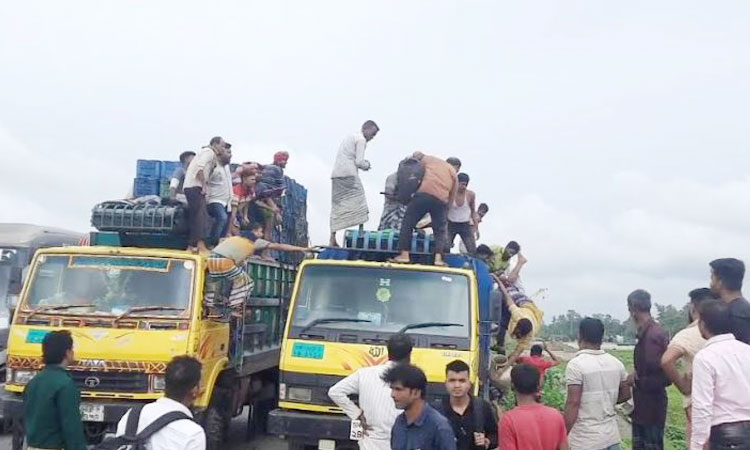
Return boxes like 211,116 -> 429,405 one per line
445,360 -> 472,399
249,222 -> 264,238
446,157 -> 462,173
627,289 -> 652,321
42,330 -> 74,366
362,120 -> 380,141
179,151 -> 196,168
512,318 -> 533,339
688,287 -> 717,322
209,136 -> 231,154
578,317 -> 604,349
698,299 -> 732,340
242,171 -> 257,188
274,151 -> 290,168
219,146 -> 232,165
530,344 -> 543,357
477,203 -> 489,220
164,356 -> 202,406
511,363 -> 540,396
457,173 -> 470,191
502,241 -> 520,260
387,333 -> 413,363
382,364 -> 427,410
710,258 -> 745,296
476,244 -> 494,264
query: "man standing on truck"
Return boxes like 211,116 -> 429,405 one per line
441,360 -> 497,450
206,146 -> 233,246
23,330 -> 86,450
115,356 -> 206,450
446,173 -> 478,255
328,334 -> 413,450
183,136 -> 231,255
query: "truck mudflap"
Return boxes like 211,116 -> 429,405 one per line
268,408 -> 352,442
2,390 -> 144,425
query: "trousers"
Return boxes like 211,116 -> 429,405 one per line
398,193 -> 447,254
710,421 -> 750,450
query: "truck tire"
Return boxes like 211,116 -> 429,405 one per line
203,404 -> 229,450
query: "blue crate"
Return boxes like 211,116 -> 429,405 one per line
136,160 -> 162,179
161,161 -> 182,180
133,177 -> 160,197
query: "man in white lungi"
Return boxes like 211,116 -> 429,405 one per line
330,120 -> 380,247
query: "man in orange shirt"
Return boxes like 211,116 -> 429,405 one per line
391,152 -> 457,266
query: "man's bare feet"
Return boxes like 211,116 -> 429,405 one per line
434,255 -> 447,266
389,251 -> 411,264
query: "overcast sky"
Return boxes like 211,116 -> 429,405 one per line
2,1 -> 749,321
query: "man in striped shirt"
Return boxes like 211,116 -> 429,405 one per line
328,334 -> 413,450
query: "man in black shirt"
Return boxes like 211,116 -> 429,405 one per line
441,360 -> 498,450
710,258 -> 750,344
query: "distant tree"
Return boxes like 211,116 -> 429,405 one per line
655,303 -> 689,339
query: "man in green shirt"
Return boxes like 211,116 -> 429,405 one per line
24,330 -> 86,450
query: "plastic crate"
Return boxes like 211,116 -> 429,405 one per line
159,179 -> 170,198
133,177 -> 160,197
344,229 -> 434,254
136,160 -> 162,179
161,161 -> 181,180
91,202 -> 188,234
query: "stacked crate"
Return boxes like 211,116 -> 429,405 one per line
132,160 -> 181,198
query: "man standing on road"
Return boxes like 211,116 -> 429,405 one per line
626,289 -> 670,450
709,258 -> 750,344
441,360 -> 497,450
690,299 -> 750,450
330,120 -> 380,246
385,364 -> 457,450
328,334 -> 413,450
24,330 -> 86,450
660,288 -> 715,447
116,356 -> 206,450
519,342 -> 561,388
564,317 -> 631,450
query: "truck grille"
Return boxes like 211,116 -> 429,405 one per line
70,371 -> 149,393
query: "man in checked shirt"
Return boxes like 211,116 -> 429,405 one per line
328,334 -> 414,450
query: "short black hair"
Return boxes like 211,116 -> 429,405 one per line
689,287 -> 716,306
699,299 -> 732,336
530,344 -> 543,356
514,318 -> 533,338
164,356 -> 202,400
209,136 -> 223,146
476,244 -> 493,257
579,317 -> 604,345
445,359 -> 470,375
249,222 -> 264,232
179,151 -> 196,164
457,173 -> 470,184
387,334 -> 413,362
42,330 -> 73,365
710,258 -> 745,291
627,289 -> 652,313
511,363 -> 540,395
478,203 -> 489,213
506,241 -> 520,252
382,364 -> 427,398
362,120 -> 379,132
446,157 -> 462,168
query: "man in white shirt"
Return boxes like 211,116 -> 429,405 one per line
206,147 -> 233,246
116,356 -> 206,450
661,288 -> 715,448
564,317 -> 631,450
329,120 -> 379,247
691,299 -> 750,450
328,333 -> 412,450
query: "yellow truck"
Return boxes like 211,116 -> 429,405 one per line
2,239 -> 297,450
268,231 -> 493,450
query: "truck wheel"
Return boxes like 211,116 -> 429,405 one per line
203,405 -> 229,450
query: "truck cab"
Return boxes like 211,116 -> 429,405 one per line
269,231 -> 492,450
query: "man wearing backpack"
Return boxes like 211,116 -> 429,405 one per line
391,152 -> 457,266
441,360 -> 498,450
112,356 -> 205,450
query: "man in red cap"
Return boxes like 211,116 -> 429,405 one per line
254,151 -> 289,240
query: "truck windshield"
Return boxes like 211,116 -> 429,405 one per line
22,255 -> 193,317
291,265 -> 471,338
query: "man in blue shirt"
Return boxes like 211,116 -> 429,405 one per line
383,364 -> 457,450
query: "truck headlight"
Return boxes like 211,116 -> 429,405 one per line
151,375 -> 166,391
12,369 -> 37,385
279,383 -> 287,400
287,387 -> 312,402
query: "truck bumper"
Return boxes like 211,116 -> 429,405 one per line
268,408 -> 352,442
2,390 -> 145,425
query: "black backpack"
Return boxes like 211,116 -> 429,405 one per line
394,157 -> 425,205
95,407 -> 192,450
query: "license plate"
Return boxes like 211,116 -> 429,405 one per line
80,403 -> 104,422
349,420 -> 364,441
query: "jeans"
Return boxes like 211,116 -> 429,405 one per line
447,221 -> 477,254
710,421 -> 750,450
207,202 -> 229,246
398,193 -> 447,255
184,187 -> 208,247
632,423 -> 664,450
